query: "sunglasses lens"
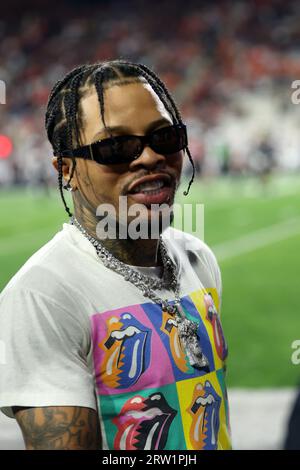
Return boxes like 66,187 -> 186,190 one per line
89,124 -> 187,164
118,137 -> 143,161
151,125 -> 187,154
92,136 -> 142,164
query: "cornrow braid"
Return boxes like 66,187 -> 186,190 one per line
62,72 -> 86,189
57,156 -> 73,217
136,63 -> 181,121
110,60 -> 177,126
133,69 -> 176,125
46,65 -> 87,117
94,67 -> 108,136
45,64 -> 90,154
45,59 -> 195,216
46,66 -> 89,211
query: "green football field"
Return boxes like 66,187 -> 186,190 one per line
1,174 -> 300,388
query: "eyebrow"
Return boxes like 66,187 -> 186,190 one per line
91,118 -> 172,141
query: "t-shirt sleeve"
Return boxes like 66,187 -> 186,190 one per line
200,244 -> 223,312
205,246 -> 223,305
183,233 -> 223,311
0,286 -> 97,419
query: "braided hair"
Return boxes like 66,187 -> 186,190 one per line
45,60 -> 195,216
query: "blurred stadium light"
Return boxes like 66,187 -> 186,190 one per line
0,135 -> 13,159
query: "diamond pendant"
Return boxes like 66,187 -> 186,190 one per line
173,302 -> 209,370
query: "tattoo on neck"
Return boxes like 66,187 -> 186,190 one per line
73,206 -> 160,267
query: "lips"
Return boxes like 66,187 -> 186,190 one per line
113,392 -> 177,450
128,174 -> 172,193
127,174 -> 175,206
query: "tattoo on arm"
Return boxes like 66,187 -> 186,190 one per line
12,406 -> 102,450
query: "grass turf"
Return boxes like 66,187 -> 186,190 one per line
1,174 -> 300,388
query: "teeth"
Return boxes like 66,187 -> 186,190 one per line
133,179 -> 165,193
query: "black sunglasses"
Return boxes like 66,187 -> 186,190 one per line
59,123 -> 187,165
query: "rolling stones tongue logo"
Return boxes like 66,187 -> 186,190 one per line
160,311 -> 191,373
113,392 -> 177,450
188,381 -> 221,450
100,313 -> 151,389
204,293 -> 228,361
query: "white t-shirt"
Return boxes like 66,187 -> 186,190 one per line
0,223 -> 231,450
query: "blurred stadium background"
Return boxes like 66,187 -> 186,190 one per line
1,0 -> 300,450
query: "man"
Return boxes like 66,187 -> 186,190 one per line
0,60 -> 230,450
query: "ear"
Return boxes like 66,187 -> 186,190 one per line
52,157 -> 78,186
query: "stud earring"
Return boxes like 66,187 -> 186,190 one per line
63,182 -> 73,191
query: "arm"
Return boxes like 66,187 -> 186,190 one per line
13,406 -> 102,450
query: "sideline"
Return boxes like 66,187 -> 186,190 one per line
212,217 -> 300,262
0,217 -> 300,259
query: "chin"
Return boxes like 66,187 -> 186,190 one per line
116,208 -> 173,241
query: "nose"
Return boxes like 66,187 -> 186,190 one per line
129,145 -> 166,171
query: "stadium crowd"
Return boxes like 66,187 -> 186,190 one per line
0,0 -> 300,187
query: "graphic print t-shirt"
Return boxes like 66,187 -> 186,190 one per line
0,223 -> 231,450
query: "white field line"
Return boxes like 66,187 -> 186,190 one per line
182,178 -> 300,209
0,217 -> 300,260
212,217 -> 300,263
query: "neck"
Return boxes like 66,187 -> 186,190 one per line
73,209 -> 161,267
99,238 -> 160,267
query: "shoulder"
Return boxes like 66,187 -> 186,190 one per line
0,223 -> 92,312
162,227 -> 222,298
1,225 -> 66,298
0,229 -> 91,352
162,226 -> 219,268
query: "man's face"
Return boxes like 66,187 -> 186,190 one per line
65,80 -> 183,229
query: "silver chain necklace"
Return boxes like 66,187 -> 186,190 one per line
70,216 -> 208,369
